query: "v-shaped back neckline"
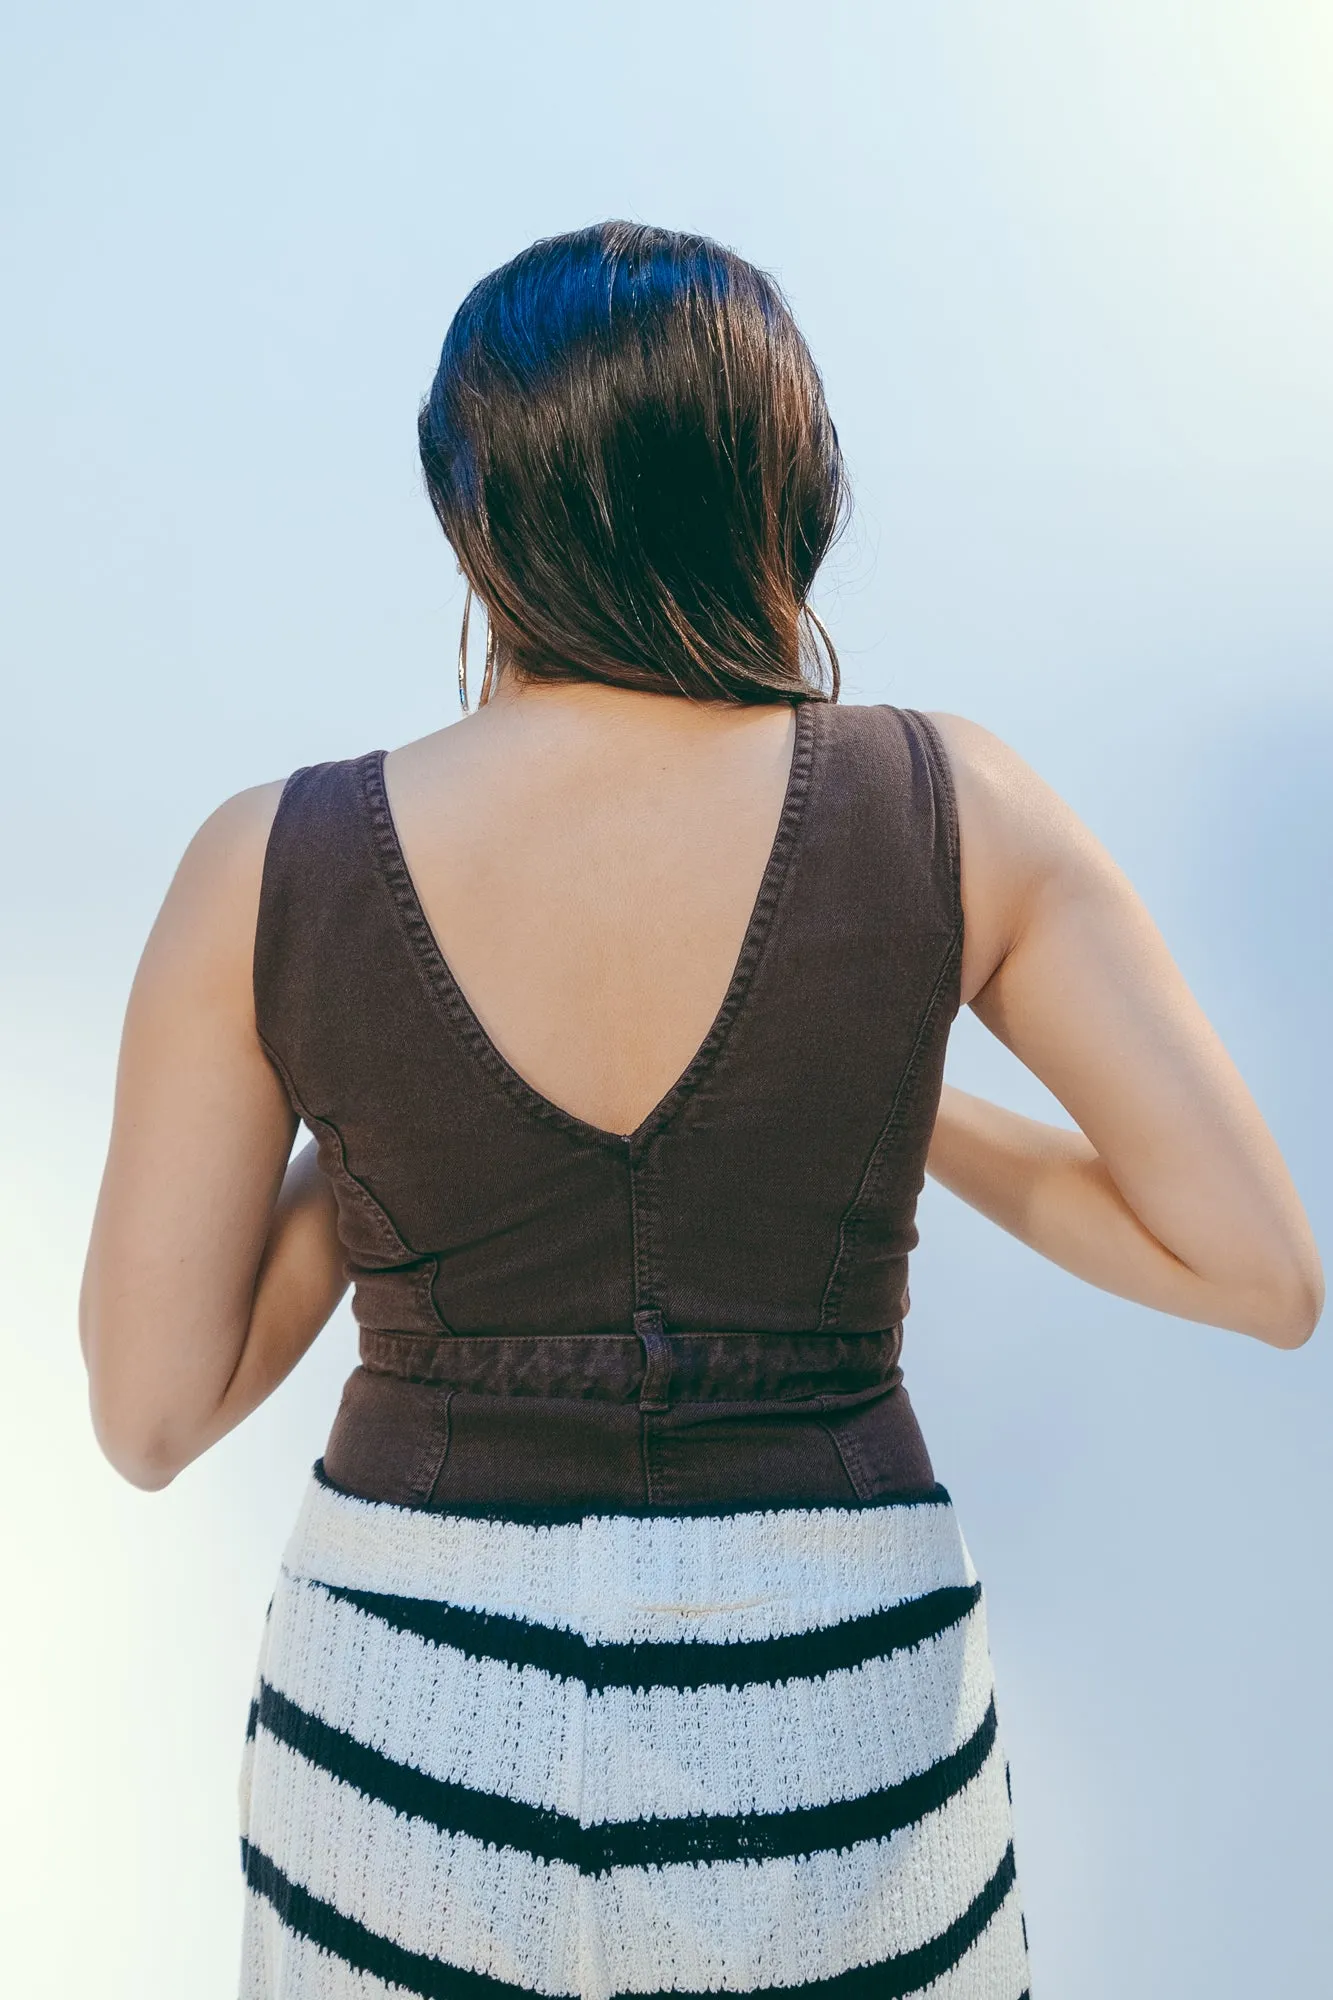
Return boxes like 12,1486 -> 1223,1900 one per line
358,698 -> 821,1154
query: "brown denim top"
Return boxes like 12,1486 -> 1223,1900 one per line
254,700 -> 962,1515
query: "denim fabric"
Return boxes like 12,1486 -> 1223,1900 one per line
254,702 -> 961,1512
321,1362 -> 936,1511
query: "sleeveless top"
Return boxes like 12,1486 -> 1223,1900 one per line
253,700 -> 963,1513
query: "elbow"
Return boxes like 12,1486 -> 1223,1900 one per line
80,1293 -> 219,1488
1261,1294 -> 1322,1351
1244,1263 -> 1324,1351
89,1395 -> 191,1492
96,1427 -> 187,1491
111,1449 -> 181,1493
96,1433 -> 184,1490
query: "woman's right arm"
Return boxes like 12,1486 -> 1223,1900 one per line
924,713 -> 1323,1348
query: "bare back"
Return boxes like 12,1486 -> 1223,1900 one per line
381,683 -> 800,1140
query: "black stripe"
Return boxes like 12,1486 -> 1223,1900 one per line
311,1456 -> 952,1523
253,1678 -> 998,1870
300,1576 -> 983,1691
243,1839 -> 524,1999
242,1835 -> 1018,1999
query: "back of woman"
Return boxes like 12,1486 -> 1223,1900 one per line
80,223 -> 1322,2000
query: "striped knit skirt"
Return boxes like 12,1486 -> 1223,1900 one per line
238,1467 -> 1030,1999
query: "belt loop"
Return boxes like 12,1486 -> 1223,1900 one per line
634,1308 -> 672,1411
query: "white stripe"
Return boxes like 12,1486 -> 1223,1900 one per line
256,1569 -> 996,1822
239,1656 -> 265,1836
913,1884 -> 1029,2000
240,1885 -> 433,2000
284,1475 -> 974,1645
239,1729 -> 257,1830
240,1880 -> 1029,2000
245,1736 -> 579,1995
581,1606 -> 994,1824
590,1754 -> 1013,1997
259,1568 -> 583,1817
240,1731 -> 1013,1996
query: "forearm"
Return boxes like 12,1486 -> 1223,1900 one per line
87,1139 -> 349,1489
926,1085 -> 1310,1342
176,1142 -> 350,1469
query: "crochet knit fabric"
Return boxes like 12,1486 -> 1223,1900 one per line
238,1470 -> 1030,1999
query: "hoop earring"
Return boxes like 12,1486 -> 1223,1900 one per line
457,584 -> 474,713
479,614 -> 499,707
801,602 -> 841,696
458,584 -> 500,712
802,601 -> 833,657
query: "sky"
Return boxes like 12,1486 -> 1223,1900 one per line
2,3 -> 1331,1994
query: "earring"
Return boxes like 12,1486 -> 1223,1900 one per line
479,614 -> 499,706
801,601 -> 840,693
801,601 -> 833,658
458,584 -> 500,712
458,584 -> 474,713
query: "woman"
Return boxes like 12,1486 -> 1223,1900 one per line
81,223 -> 1321,2000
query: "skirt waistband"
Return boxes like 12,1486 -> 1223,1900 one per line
358,1316 -> 905,1408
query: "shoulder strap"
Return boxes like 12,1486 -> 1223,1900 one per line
799,701 -> 961,952
895,705 -> 963,934
252,752 -> 384,1096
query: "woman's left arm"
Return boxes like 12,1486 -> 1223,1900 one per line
80,785 -> 349,1490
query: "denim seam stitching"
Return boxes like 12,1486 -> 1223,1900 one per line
420,1389 -> 456,1505
256,1029 -> 451,1333
817,920 -> 964,1331
903,707 -> 965,935
813,1414 -> 869,1501
356,709 -> 818,1155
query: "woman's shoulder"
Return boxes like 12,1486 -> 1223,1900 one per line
169,777 -> 291,925
194,746 -> 389,875
917,710 -> 1111,1008
152,749 -> 384,975
824,699 -> 1046,860
921,710 -> 1101,890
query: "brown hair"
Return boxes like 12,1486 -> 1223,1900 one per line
418,221 -> 848,704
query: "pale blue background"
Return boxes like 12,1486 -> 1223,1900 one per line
2,4 -> 1330,1994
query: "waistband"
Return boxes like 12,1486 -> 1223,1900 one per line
358,1313 -> 905,1408
324,1318 -> 929,1516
